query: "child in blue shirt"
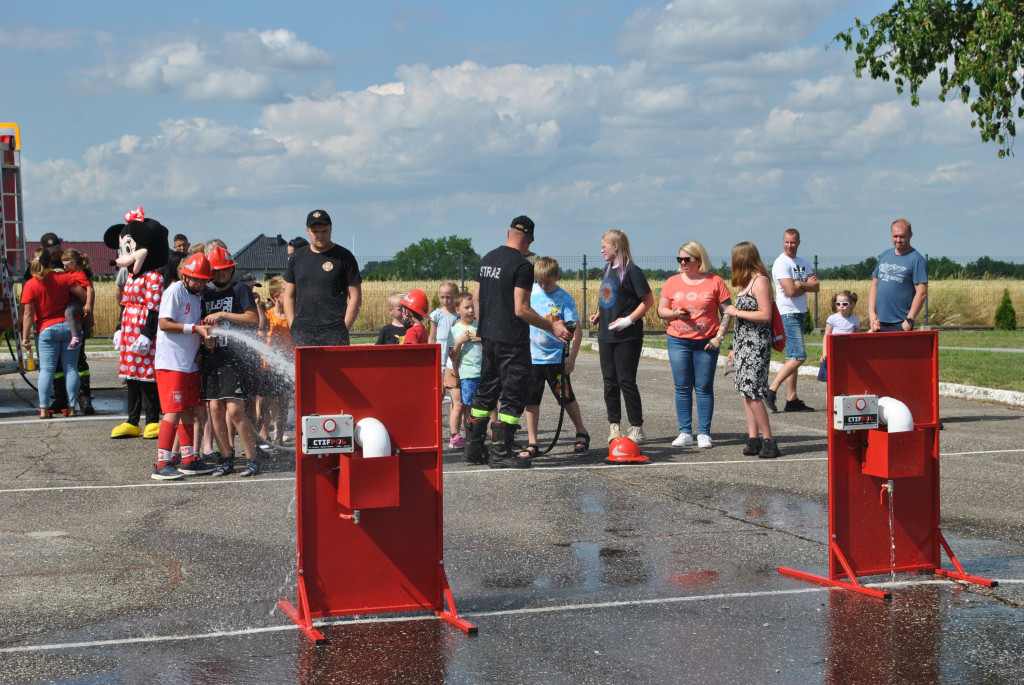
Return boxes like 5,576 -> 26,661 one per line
522,257 -> 590,457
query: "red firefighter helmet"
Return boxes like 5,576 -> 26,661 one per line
606,437 -> 649,464
401,289 -> 429,318
181,253 -> 213,280
207,245 -> 236,271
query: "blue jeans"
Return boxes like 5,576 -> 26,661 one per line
667,335 -> 719,435
781,312 -> 807,360
37,322 -> 81,410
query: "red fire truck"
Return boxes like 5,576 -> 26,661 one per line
1,123 -> 28,374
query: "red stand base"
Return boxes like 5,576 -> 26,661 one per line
779,532 -> 998,600
280,567 -> 477,644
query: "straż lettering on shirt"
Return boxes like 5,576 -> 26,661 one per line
479,266 -> 502,279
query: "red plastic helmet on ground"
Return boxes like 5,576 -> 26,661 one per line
181,253 -> 213,280
207,245 -> 236,271
606,437 -> 650,464
401,289 -> 429,318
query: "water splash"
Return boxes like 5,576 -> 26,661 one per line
887,479 -> 896,581
205,326 -> 296,383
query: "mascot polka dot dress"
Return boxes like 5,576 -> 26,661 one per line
118,270 -> 163,381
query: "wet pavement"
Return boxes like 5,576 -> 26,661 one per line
1,350 -> 1023,684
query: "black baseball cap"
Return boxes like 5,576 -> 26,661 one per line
306,209 -> 332,227
40,233 -> 63,248
510,215 -> 535,236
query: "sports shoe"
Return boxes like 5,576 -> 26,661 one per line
743,437 -> 762,456
608,423 -> 622,444
627,425 -> 646,445
152,463 -> 184,481
759,438 -> 781,459
449,434 -> 466,448
67,337 -> 81,350
212,458 -> 235,477
783,398 -> 814,412
697,434 -> 713,449
178,457 -> 216,476
169,452 -> 181,467
672,432 -> 694,447
239,460 -> 261,477
765,389 -> 778,413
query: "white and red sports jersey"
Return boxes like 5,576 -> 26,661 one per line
155,281 -> 203,373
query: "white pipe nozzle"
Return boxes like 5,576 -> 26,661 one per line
877,396 -> 914,433
354,417 -> 392,458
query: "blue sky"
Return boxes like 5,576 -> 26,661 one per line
3,0 -> 1021,261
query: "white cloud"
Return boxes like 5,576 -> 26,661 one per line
620,0 -> 839,63
804,173 -> 838,206
82,28 -> 330,101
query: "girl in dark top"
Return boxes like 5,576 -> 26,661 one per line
587,229 -> 654,445
723,242 -> 780,459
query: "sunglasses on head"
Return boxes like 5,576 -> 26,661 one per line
836,302 -> 851,307
677,256 -> 696,264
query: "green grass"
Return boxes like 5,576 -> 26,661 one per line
603,330 -> 1024,393
47,330 -> 1024,394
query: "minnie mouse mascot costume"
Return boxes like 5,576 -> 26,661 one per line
104,207 -> 169,439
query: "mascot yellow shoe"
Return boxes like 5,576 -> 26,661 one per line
111,422 -> 142,439
143,422 -> 161,439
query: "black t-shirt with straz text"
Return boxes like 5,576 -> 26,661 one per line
597,261 -> 651,343
476,245 -> 534,344
201,282 -> 256,369
284,244 -> 362,330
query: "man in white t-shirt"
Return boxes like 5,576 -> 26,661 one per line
767,228 -> 818,413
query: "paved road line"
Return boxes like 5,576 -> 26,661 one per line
4,449 -> 1021,494
9,579 -> 1024,655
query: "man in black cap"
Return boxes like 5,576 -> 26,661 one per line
464,215 -> 571,469
24,233 -> 96,414
283,210 -> 362,347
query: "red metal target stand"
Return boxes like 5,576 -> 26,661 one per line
778,331 -> 997,600
279,345 -> 476,643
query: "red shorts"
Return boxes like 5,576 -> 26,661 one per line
156,369 -> 202,413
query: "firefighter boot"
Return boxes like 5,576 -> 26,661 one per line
49,371 -> 69,413
487,421 -> 532,469
463,416 -> 489,465
79,375 -> 95,415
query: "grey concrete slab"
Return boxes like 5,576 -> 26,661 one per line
1,351 -> 1023,683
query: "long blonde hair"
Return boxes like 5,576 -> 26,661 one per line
30,248 -> 53,280
730,241 -> 769,288
602,229 -> 633,283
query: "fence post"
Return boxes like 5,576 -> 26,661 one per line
582,254 -> 588,335
924,252 -> 929,326
813,255 -> 819,329
460,253 -> 465,293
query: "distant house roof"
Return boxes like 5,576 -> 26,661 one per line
32,240 -> 118,276
233,233 -> 290,273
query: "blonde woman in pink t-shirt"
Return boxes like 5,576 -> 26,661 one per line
657,241 -> 733,449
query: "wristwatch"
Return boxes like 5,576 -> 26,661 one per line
905,317 -> 915,328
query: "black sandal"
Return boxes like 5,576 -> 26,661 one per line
573,433 -> 591,454
519,443 -> 539,459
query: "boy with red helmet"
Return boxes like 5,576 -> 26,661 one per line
152,253 -> 215,480
400,289 -> 429,344
200,245 -> 263,477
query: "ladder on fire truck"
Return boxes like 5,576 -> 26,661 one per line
1,123 -> 28,375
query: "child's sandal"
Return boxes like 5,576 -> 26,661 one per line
519,443 -> 540,459
573,433 -> 591,454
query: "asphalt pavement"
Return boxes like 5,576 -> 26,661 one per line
1,348 -> 1022,684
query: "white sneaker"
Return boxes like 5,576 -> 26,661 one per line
697,434 -> 713,449
672,432 -> 694,447
608,423 -> 622,444
627,425 -> 646,445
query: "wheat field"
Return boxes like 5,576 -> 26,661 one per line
78,277 -> 1022,335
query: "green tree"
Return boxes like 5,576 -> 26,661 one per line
835,1 -> 1024,156
994,288 -> 1017,329
363,236 -> 479,281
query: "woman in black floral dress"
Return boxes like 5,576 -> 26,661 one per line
723,242 -> 780,459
